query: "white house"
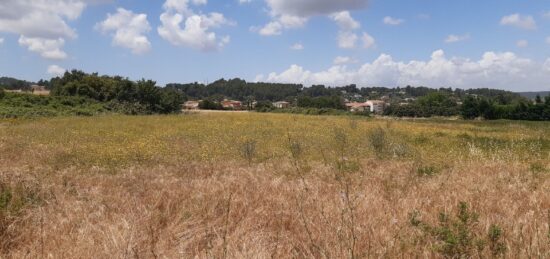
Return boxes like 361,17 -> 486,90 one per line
273,101 -> 290,109
365,100 -> 386,114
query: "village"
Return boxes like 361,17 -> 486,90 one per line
182,98 -> 389,114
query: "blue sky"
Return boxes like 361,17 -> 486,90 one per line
1,0 -> 550,91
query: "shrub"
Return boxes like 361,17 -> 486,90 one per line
368,127 -> 387,156
199,100 -> 224,110
410,202 -> 507,258
254,101 -> 274,112
488,224 -> 506,257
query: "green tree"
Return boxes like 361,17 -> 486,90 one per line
535,94 -> 542,104
461,96 -> 480,119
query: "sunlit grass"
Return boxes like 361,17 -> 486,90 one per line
0,113 -> 548,257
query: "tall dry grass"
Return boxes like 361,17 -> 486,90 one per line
0,114 -> 548,258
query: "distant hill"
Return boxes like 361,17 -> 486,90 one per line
0,77 -> 34,90
517,91 -> 550,99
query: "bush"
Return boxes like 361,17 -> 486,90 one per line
254,101 -> 274,112
410,202 -> 506,258
199,100 -> 224,110
368,127 -> 387,155
0,93 -> 107,118
50,71 -> 184,114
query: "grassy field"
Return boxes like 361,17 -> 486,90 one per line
0,113 -> 549,258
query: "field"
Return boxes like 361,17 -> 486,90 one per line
0,113 -> 549,258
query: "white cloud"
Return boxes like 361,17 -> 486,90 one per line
96,8 -> 152,54
337,31 -> 358,49
0,0 -> 108,59
0,38 -> 3,45
444,34 -> 470,43
290,43 -> 304,50
546,37 -> 550,45
47,65 -> 66,76
258,22 -> 283,36
239,0 -> 252,3
330,11 -> 360,31
18,36 -> 67,59
362,32 -> 375,49
543,11 -> 550,19
500,14 -> 537,30
516,40 -> 528,48
333,56 -> 358,65
257,15 -> 307,36
256,50 -> 550,91
257,0 -> 368,36
329,11 -> 369,49
158,0 -> 231,51
383,16 -> 404,26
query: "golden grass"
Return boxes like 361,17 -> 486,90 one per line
0,113 -> 549,258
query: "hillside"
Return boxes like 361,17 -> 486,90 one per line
518,91 -> 550,99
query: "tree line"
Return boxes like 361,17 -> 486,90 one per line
2,71 -> 549,120
48,70 -> 184,114
461,95 -> 550,121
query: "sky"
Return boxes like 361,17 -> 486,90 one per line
1,0 -> 550,91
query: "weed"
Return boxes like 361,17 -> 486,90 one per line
488,224 -> 506,257
410,202 -> 492,258
368,127 -> 387,156
416,165 -> 440,177
241,139 -> 256,166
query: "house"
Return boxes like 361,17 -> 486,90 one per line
221,100 -> 242,109
365,100 -> 386,114
273,101 -> 290,109
183,101 -> 200,110
31,85 -> 50,96
345,102 -> 370,112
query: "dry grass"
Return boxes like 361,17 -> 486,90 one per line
0,113 -> 549,258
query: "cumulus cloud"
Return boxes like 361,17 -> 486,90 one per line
328,11 -> 373,49
257,0 -> 368,36
383,16 -> 404,26
330,11 -> 360,31
444,34 -> 470,43
18,36 -> 67,59
158,0 -> 231,51
337,31 -> 358,49
256,50 -> 550,91
500,14 -> 537,30
362,32 -> 375,49
96,8 -> 152,54
0,0 -> 108,59
47,64 -> 66,76
256,15 -> 307,36
516,40 -> 528,48
290,43 -> 304,50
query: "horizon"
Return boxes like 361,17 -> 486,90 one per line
2,0 -> 550,91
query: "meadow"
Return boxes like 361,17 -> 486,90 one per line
0,112 -> 549,258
